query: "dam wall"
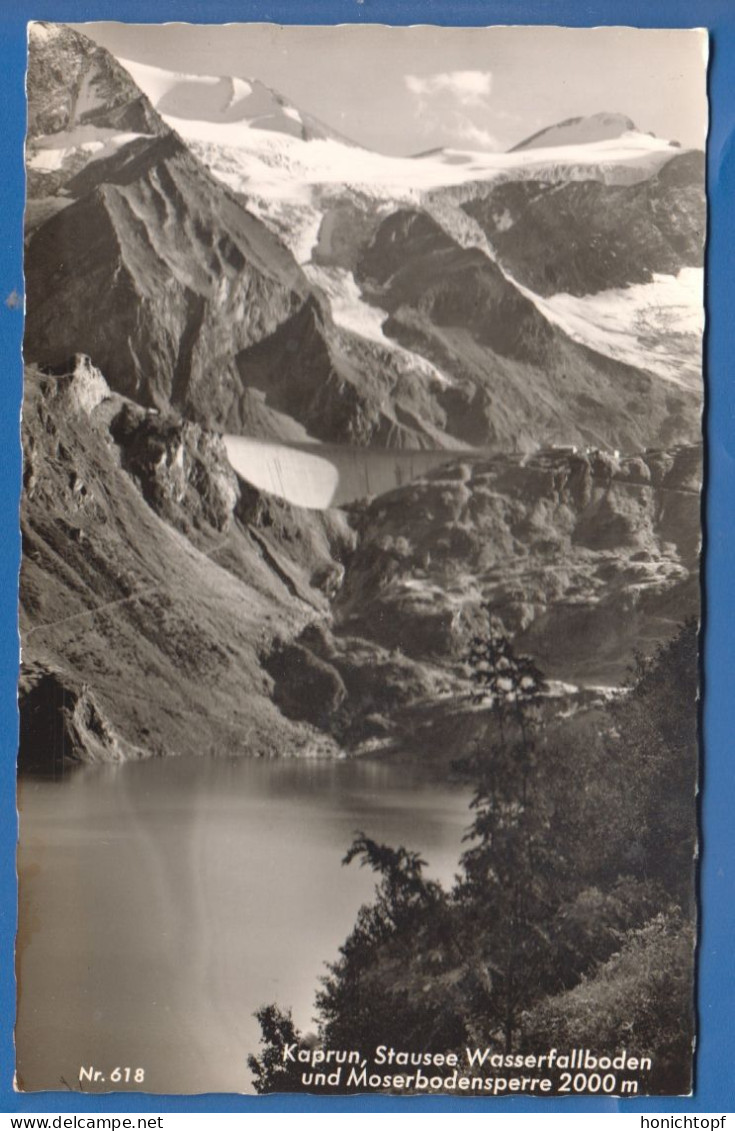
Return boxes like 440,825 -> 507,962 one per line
223,436 -> 488,509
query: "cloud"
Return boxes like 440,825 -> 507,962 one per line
454,119 -> 500,150
405,70 -> 500,151
405,70 -> 493,108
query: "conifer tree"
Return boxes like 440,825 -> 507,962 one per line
459,618 -> 554,1051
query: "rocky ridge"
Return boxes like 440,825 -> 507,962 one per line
24,131 -> 309,416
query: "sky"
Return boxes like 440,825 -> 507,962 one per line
73,22 -> 708,155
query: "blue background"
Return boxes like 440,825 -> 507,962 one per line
1,0 -> 732,1115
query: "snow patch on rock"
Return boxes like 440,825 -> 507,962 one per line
305,264 -> 453,387
27,126 -> 149,172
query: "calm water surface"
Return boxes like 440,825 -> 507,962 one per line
16,755 -> 471,1094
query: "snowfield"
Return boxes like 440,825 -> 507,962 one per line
531,268 -> 704,389
120,57 -> 682,198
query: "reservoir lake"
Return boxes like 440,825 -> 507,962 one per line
16,755 -> 471,1094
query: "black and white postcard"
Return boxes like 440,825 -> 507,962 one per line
17,22 -> 706,1096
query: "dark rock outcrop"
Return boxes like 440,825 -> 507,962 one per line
27,23 -> 165,143
18,665 -> 147,770
110,403 -> 239,534
334,445 -> 701,685
264,641 -> 348,731
461,151 -> 705,296
234,297 -> 447,448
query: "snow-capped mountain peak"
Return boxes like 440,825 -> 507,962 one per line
118,57 -> 358,144
115,57 -> 687,205
511,111 -> 654,152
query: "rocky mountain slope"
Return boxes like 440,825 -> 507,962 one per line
20,356 -> 465,767
461,150 -> 705,296
22,27 -> 478,450
25,22 -> 168,229
19,357 -> 355,769
25,128 -> 309,416
355,210 -> 699,451
333,444 -> 701,686
27,23 -> 163,145
22,358 -> 700,768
